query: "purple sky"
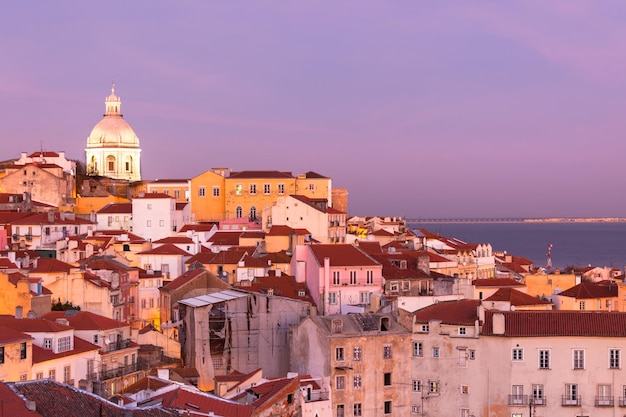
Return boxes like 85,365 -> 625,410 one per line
2,1 -> 626,219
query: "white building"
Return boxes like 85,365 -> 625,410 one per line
131,193 -> 176,242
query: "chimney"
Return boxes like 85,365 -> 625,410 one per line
48,211 -> 55,223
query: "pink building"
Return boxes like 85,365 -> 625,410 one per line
292,244 -> 383,315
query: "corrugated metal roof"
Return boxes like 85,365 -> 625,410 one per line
179,289 -> 248,307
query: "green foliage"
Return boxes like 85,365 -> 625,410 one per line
51,299 -> 81,311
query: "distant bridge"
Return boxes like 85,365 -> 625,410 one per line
407,218 -> 528,224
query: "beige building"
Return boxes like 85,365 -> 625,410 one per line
290,313 -> 412,417
0,327 -> 33,383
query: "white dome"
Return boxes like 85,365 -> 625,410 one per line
86,83 -> 140,148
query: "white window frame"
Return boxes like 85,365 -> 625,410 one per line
610,348 -> 621,369
412,379 -> 422,392
573,349 -> 585,369
413,341 -> 423,357
539,349 -> 550,369
512,348 -> 523,361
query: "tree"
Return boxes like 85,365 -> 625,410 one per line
51,299 -> 81,311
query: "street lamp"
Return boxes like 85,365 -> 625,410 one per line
529,397 -> 535,417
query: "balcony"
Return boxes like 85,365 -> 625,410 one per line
508,395 -> 528,406
25,234 -> 32,241
530,397 -> 546,406
595,396 -> 614,407
619,397 -> 626,407
100,338 -> 132,353
97,362 -> 148,381
562,396 -> 581,406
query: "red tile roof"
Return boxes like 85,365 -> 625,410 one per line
482,310 -> 626,337
240,231 -> 265,239
0,315 -> 73,333
302,171 -> 328,178
233,376 -> 299,413
179,223 -> 218,232
357,241 -> 383,254
10,379 -> 178,416
0,383 -> 40,416
134,193 -> 173,199
155,386 -> 253,417
308,244 -> 380,267
229,170 -> 293,179
484,288 -> 552,306
414,299 -> 482,325
558,282 -> 618,299
40,310 -> 126,331
240,275 -> 315,305
207,231 -> 242,246
28,258 -> 75,273
0,326 -> 33,344
266,225 -> 310,236
27,151 -> 60,158
0,258 -> 18,269
154,236 -> 194,244
472,278 -> 524,287
138,243 -> 191,256
97,202 -> 132,214
162,268 -> 209,291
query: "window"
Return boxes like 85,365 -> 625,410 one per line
335,347 -> 345,361
235,206 -> 243,218
249,206 -> 257,220
429,380 -> 439,394
469,350 -> 476,360
539,349 -> 550,369
458,348 -> 468,367
278,183 -> 285,194
383,344 -> 392,359
198,187 -> 206,197
249,184 -> 257,195
20,342 -> 27,359
412,405 -> 420,414
336,375 -> 345,390
384,401 -> 392,414
64,365 -> 71,384
353,403 -> 362,416
333,271 -> 341,285
532,384 -> 545,405
459,327 -> 467,335
413,342 -> 423,357
390,281 -> 399,292
235,184 -> 243,195
0,346 -> 4,364
336,404 -> 345,417
147,220 -> 152,227
353,374 -> 362,388
36,372 -> 43,379
44,338 -> 52,349
412,379 -> 422,392
49,369 -> 56,380
610,348 -> 621,369
421,324 -> 429,333
579,301 -> 585,310
433,347 -> 440,358
512,348 -> 523,361
384,372 -> 392,386
308,183 -> 315,191
263,183 -> 271,194
597,384 -> 612,405
159,220 -> 164,227
461,385 -> 469,394
460,409 -> 470,417
332,319 -> 343,333
174,189 -> 180,199
211,186 -> 220,197
359,292 -> 370,304
366,270 -> 374,284
564,383 -> 578,404
353,346 -> 362,361
329,292 -> 337,305
349,271 -> 357,285
511,385 -> 524,404
573,349 -> 584,369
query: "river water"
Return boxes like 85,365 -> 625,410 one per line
409,222 -> 626,270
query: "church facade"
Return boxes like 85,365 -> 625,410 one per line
85,84 -> 142,182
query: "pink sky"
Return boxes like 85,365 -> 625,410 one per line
2,1 -> 626,218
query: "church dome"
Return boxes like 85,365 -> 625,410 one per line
86,84 -> 140,148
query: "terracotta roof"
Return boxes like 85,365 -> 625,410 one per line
32,336 -> 100,363
371,229 -> 393,236
138,244 -> 191,256
266,225 -> 310,236
9,379 -> 177,416
414,299 -> 482,325
258,251 -> 292,264
214,368 -> 260,383
240,254 -> 269,268
208,249 -> 248,265
558,282 -> 618,299
482,310 -> 626,337
0,326 -> 33,344
240,231 -> 265,239
0,383 -> 40,417
179,223 -> 218,232
484,288 -> 552,306
8,212 -> 94,226
229,170 -> 293,179
0,211 -> 37,224
155,386 -> 253,417
175,202 -> 188,210
307,244 -> 380,267
97,202 -> 133,214
414,250 -> 453,263
207,231 -> 242,246
122,375 -> 173,394
134,193 -> 173,199
150,179 -> 189,184
80,257 -> 135,272
234,376 -> 299,413
0,258 -> 18,269
472,278 -> 524,287
40,310 -> 126,331
302,171 -> 328,178
27,151 -> 60,158
184,252 -> 216,265
357,241 -> 383,254
0,315 -> 73,333
162,269 -> 209,291
240,275 -> 315,305
153,236 -> 194,244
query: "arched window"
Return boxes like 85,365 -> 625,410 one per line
125,156 -> 133,172
90,156 -> 98,174
235,206 -> 243,218
249,206 -> 257,220
106,155 -> 116,172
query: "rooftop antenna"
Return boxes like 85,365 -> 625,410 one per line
547,244 -> 553,270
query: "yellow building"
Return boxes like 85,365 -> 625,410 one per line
146,179 -> 190,203
524,271 -> 579,299
0,327 -> 33,382
190,169 -> 332,223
